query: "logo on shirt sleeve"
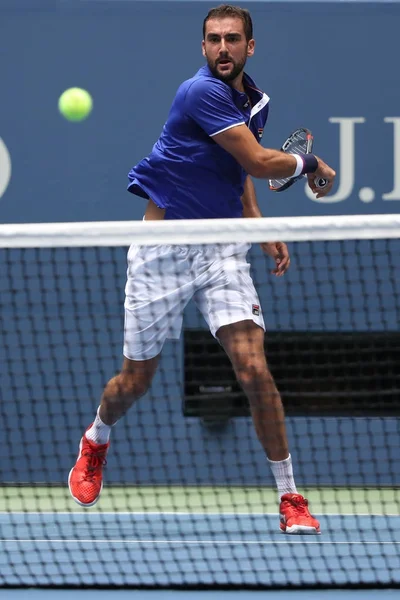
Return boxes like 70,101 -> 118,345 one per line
252,304 -> 260,316
258,128 -> 264,139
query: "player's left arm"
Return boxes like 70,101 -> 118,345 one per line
241,175 -> 290,277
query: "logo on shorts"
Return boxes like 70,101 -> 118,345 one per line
252,304 -> 260,316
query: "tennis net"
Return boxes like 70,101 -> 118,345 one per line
0,214 -> 399,589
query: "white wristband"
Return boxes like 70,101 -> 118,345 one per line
290,154 -> 304,178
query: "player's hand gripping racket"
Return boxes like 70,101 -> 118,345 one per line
269,128 -> 328,192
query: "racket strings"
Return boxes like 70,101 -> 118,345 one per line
269,131 -> 309,189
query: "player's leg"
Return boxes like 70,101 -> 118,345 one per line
68,356 -> 159,507
194,244 -> 320,534
217,321 -> 291,470
94,355 -> 160,430
218,320 -> 320,534
69,242 -> 192,507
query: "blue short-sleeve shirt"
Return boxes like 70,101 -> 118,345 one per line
128,65 -> 270,220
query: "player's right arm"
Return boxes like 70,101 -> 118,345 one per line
184,78 -> 335,197
213,125 -> 334,185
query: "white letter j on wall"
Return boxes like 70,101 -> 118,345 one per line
305,117 -> 365,203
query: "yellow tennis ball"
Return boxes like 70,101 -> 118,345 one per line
58,87 -> 93,122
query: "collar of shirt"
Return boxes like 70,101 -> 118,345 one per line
199,64 -> 264,110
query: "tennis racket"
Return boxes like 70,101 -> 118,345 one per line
269,128 -> 327,192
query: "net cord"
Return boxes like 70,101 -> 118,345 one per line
0,214 -> 399,248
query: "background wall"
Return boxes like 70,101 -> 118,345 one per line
1,0 -> 400,221
0,0 -> 399,486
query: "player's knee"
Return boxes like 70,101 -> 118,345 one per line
234,359 -> 271,391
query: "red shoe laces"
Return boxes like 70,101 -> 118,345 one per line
81,449 -> 107,482
286,495 -> 310,516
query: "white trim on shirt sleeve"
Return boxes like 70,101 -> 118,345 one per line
210,121 -> 246,136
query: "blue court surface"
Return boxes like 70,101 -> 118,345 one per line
1,512 -> 399,589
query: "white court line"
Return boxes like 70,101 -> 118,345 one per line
0,511 -> 398,517
0,539 -> 399,545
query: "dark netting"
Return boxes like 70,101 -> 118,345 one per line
0,236 -> 399,589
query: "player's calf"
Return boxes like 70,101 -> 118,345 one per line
68,357 -> 158,507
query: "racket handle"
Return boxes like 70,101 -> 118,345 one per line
314,177 -> 328,189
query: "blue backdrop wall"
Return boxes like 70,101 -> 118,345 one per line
0,0 -> 399,487
1,0 -> 400,221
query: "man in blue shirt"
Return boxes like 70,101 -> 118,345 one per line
69,4 -> 335,534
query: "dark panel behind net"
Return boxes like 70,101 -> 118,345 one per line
0,239 -> 399,589
184,330 -> 400,419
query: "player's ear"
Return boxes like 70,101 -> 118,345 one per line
202,40 -> 206,57
247,39 -> 255,57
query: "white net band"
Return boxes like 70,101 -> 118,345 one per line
0,213 -> 400,247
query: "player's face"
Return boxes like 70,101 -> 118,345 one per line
202,17 -> 255,84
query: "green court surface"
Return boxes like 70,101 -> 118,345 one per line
1,485 -> 399,589
0,485 -> 397,514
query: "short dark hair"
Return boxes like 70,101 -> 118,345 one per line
203,4 -> 253,42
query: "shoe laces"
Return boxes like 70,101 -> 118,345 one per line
286,494 -> 310,516
81,448 -> 107,482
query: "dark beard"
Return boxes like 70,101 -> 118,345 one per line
207,56 -> 246,83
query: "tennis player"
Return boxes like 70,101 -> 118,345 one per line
69,4 -> 335,534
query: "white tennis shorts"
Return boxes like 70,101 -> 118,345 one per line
123,242 -> 265,360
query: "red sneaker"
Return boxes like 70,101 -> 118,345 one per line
68,426 -> 110,507
279,493 -> 321,534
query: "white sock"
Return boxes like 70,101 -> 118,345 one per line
85,407 -> 112,445
268,454 -> 297,502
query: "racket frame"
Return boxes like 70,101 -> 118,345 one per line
269,128 -> 315,193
